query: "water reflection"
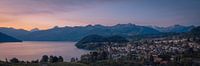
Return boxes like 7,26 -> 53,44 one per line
0,41 -> 89,61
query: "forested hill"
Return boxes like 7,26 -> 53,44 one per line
0,32 -> 22,42
75,35 -> 128,50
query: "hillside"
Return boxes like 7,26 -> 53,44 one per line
188,26 -> 200,37
0,27 -> 30,40
0,32 -> 22,42
75,35 -> 128,50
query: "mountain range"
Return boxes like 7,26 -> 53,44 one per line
151,25 -> 194,33
0,24 -> 195,41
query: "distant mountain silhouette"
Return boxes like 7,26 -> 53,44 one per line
0,27 -> 30,40
187,26 -> 200,37
151,25 -> 194,33
20,23 -> 160,41
0,32 -> 22,42
0,24 -> 195,41
30,28 -> 40,32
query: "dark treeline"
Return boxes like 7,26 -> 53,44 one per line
40,55 -> 64,63
0,55 -> 64,64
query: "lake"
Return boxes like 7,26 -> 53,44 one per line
0,41 -> 90,62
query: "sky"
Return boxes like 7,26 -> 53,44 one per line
0,0 -> 200,30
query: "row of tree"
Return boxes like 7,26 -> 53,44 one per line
40,55 -> 64,63
2,55 -> 64,64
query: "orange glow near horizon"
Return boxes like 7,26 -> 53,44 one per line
0,13 -> 90,30
0,21 -> 89,30
0,22 -> 52,30
0,16 -> 54,30
0,11 -> 118,30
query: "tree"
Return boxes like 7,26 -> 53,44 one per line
52,56 -> 59,63
10,58 -> 19,63
31,59 -> 39,63
71,57 -> 76,62
58,56 -> 64,62
49,55 -> 54,63
91,52 -> 98,61
40,55 -> 49,63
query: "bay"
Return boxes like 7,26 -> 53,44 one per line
0,41 -> 90,62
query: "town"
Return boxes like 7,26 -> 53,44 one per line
80,36 -> 200,66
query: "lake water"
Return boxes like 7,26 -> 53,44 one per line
0,41 -> 90,62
